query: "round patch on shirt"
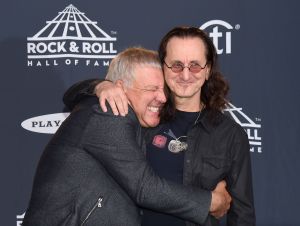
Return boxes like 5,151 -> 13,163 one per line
152,135 -> 167,148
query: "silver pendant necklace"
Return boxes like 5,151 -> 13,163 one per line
168,137 -> 188,153
164,110 -> 202,153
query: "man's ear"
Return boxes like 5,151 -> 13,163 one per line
205,66 -> 211,80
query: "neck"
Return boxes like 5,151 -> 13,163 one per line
174,96 -> 204,112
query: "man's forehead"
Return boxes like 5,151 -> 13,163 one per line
166,37 -> 206,61
134,65 -> 162,76
166,37 -> 205,50
133,66 -> 163,86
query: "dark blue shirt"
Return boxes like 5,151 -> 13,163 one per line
142,110 -> 201,226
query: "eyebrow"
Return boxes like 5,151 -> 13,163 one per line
169,60 -> 202,64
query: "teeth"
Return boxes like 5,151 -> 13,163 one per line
148,106 -> 159,112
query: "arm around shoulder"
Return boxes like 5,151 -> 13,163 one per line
63,79 -> 104,110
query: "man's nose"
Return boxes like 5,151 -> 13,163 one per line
156,89 -> 167,103
180,67 -> 190,81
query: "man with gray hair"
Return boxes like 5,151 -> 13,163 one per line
23,47 -> 231,226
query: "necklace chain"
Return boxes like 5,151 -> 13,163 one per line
166,105 -> 205,153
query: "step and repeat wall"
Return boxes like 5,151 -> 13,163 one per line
1,0 -> 299,225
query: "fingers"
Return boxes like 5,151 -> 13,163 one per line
95,81 -> 111,113
100,95 -> 108,112
115,81 -> 128,116
225,190 -> 232,204
115,95 -> 128,116
210,197 -> 230,219
211,210 -> 226,219
119,92 -> 128,115
210,180 -> 232,219
215,180 -> 226,190
95,80 -> 128,116
100,94 -> 127,116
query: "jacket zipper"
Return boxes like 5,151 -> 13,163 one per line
81,197 -> 103,226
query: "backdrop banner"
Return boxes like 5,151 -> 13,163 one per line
1,0 -> 299,225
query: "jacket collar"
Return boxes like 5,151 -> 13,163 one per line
127,106 -> 140,124
196,108 -> 224,134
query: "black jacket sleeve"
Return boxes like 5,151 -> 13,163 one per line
226,126 -> 256,226
81,105 -> 211,225
63,79 -> 103,110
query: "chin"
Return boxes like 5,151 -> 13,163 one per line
175,88 -> 191,94
176,89 -> 199,98
146,120 -> 160,127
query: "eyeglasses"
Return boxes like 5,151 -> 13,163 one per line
164,61 -> 207,73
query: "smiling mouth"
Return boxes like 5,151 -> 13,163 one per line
177,81 -> 194,85
147,106 -> 160,113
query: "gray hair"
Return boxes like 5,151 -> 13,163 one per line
106,47 -> 162,87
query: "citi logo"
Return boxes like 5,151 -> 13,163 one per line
200,20 -> 239,55
21,113 -> 70,134
224,103 -> 262,153
27,4 -> 117,67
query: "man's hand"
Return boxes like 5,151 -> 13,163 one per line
95,80 -> 128,116
209,181 -> 232,219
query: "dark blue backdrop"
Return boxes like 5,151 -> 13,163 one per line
1,0 -> 299,225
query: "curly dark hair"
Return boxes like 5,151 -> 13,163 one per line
158,26 -> 229,122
